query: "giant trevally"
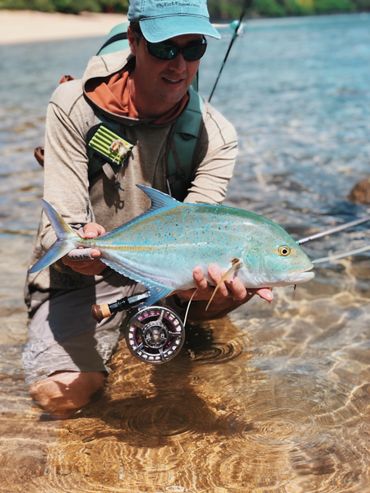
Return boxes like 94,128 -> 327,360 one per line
29,185 -> 315,306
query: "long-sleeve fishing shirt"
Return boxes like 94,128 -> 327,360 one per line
26,49 -> 238,305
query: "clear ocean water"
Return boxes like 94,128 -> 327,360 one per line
0,13 -> 369,493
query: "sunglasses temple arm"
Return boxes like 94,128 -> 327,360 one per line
298,216 -> 370,245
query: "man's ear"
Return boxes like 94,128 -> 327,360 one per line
127,26 -> 137,55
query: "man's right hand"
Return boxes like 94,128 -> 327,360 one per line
62,223 -> 106,276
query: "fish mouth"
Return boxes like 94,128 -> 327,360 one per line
287,269 -> 315,284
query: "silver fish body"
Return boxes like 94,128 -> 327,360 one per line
29,185 -> 314,306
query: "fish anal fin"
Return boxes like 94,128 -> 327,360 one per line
143,286 -> 173,307
205,258 -> 243,311
100,256 -> 172,307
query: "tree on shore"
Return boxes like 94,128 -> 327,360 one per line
0,0 -> 369,16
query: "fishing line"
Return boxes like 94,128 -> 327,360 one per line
312,244 -> 370,264
208,0 -> 252,103
183,289 -> 199,327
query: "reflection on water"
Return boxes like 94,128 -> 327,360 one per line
0,14 -> 369,493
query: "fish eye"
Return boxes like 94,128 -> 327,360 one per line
278,245 -> 291,256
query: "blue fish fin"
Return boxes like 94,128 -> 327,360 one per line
102,185 -> 182,241
142,286 -> 173,307
41,199 -> 76,240
29,240 -> 74,274
136,184 -> 180,211
101,257 -> 172,306
28,200 -> 78,274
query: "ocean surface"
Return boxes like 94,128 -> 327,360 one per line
0,13 -> 369,493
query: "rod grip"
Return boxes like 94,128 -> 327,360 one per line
91,303 -> 112,322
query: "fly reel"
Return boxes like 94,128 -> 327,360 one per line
91,294 -> 186,364
125,306 -> 185,364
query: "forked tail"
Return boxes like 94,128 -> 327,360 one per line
28,200 -> 80,274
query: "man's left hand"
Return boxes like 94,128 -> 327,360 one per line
175,264 -> 273,319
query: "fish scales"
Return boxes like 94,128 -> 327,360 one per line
93,206 -> 263,288
29,185 -> 315,305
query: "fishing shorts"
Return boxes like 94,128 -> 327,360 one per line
22,270 -> 141,385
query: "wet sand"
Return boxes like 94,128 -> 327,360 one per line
0,10 -> 124,45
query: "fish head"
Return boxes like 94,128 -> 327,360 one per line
240,222 -> 314,288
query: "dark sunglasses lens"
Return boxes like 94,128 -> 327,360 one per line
147,39 -> 207,61
182,41 -> 207,61
147,42 -> 178,60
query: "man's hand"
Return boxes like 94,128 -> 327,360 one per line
62,223 -> 106,276
175,263 -> 273,320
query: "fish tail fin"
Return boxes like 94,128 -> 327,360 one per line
28,200 -> 79,274
28,239 -> 75,274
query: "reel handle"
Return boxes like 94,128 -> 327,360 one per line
91,292 -> 150,322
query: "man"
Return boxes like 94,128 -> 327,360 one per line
24,0 -> 272,419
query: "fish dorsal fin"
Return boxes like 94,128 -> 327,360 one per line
136,184 -> 180,212
102,185 -> 182,241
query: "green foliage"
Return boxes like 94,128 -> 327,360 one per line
0,0 -> 368,17
0,0 -> 25,8
0,0 -> 55,10
98,0 -> 128,13
208,0 -> 241,20
252,0 -> 285,16
53,0 -> 101,13
313,0 -> 355,13
354,0 -> 370,8
33,0 -> 55,11
283,0 -> 315,15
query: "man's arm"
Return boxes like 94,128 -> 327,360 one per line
185,103 -> 238,205
40,82 -> 93,252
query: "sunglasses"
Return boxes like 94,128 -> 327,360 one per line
146,37 -> 207,62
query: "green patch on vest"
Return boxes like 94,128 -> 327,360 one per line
88,125 -> 134,166
93,22 -> 204,202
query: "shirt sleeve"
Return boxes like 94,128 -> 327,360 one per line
184,103 -> 238,205
40,83 -> 93,250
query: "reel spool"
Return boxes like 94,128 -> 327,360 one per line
125,306 -> 185,364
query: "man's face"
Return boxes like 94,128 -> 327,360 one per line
129,30 -> 202,114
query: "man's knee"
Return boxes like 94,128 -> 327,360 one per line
30,371 -> 106,419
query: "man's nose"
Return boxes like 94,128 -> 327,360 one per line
168,53 -> 187,71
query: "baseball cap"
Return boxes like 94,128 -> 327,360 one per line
127,0 -> 221,43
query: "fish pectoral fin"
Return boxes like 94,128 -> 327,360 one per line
143,286 -> 173,307
205,258 -> 243,311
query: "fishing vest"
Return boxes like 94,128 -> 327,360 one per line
34,23 -> 204,202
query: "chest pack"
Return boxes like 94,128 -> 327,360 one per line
34,23 -> 204,202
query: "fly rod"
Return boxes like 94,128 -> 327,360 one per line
298,216 -> 370,244
208,0 -> 252,103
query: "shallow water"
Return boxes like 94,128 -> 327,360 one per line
0,14 -> 369,493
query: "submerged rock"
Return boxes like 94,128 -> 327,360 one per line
348,177 -> 370,204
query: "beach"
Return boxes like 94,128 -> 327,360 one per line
0,10 -> 125,44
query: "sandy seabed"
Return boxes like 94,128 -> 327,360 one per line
0,10 -> 125,44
